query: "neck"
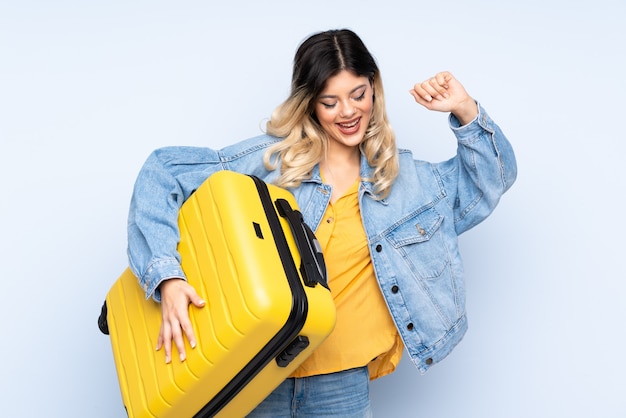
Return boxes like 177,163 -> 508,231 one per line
324,142 -> 361,167
320,148 -> 361,203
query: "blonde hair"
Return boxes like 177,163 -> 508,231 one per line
263,29 -> 399,200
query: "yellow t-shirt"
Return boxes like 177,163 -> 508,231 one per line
291,179 -> 404,380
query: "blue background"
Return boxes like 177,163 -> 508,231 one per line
1,1 -> 624,417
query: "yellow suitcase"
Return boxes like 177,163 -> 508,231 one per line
98,170 -> 336,417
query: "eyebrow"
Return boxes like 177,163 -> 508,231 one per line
318,84 -> 368,100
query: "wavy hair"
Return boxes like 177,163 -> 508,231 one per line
264,29 -> 398,199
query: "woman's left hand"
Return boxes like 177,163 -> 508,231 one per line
410,71 -> 478,125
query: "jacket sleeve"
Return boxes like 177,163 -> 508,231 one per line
436,103 -> 517,235
126,135 -> 281,301
126,146 -> 225,301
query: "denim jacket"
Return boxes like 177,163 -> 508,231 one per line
127,104 -> 517,373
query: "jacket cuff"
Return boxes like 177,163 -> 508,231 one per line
138,258 -> 186,302
448,102 -> 496,141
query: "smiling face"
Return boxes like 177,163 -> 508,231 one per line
314,70 -> 374,152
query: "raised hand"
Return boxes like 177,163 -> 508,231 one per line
409,71 -> 478,125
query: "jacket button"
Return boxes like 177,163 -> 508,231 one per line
391,285 -> 399,293
375,244 -> 382,252
425,358 -> 433,365
407,323 -> 414,331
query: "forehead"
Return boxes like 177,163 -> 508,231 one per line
320,70 -> 370,94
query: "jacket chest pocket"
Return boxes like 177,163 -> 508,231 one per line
385,207 -> 448,279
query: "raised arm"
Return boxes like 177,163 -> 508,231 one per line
410,71 -> 517,234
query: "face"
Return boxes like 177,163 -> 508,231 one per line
314,70 -> 374,152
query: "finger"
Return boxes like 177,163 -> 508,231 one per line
435,71 -> 452,89
156,325 -> 164,351
189,291 -> 206,309
185,299 -> 204,349
409,88 -> 428,104
427,77 -> 449,100
161,322 -> 173,363
440,71 -> 454,88
171,323 -> 187,362
180,317 -> 197,350
416,79 -> 443,102
411,84 -> 433,103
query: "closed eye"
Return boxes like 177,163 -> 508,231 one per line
353,91 -> 366,101
318,84 -> 368,109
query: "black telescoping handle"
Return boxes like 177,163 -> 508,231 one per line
274,198 -> 328,289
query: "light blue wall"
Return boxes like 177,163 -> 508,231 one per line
1,1 -> 624,417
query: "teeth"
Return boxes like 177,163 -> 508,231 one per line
339,119 -> 359,128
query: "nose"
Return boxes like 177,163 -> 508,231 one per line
339,100 -> 356,118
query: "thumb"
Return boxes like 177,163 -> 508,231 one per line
188,291 -> 206,308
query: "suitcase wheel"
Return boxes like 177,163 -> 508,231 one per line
98,301 -> 109,335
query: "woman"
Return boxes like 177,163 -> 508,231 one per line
127,29 -> 517,417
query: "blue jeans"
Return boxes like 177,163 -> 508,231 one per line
246,367 -> 373,417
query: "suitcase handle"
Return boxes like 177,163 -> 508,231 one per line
275,198 -> 328,289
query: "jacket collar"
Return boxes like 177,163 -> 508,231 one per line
304,154 -> 388,205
